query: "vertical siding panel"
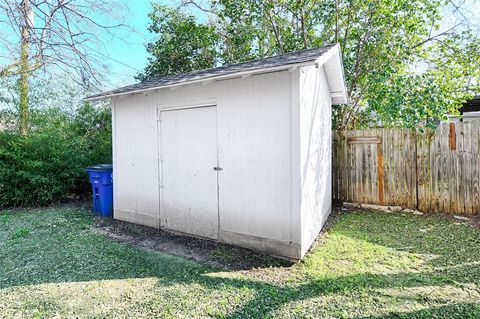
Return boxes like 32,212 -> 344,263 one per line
114,93 -> 160,227
112,100 -> 118,215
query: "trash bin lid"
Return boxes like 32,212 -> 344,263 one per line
86,164 -> 113,172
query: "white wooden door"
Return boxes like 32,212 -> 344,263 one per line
159,106 -> 219,239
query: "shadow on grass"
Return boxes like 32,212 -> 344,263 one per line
0,208 -> 479,318
169,263 -> 479,318
356,302 -> 480,319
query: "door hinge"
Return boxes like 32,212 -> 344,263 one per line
213,167 -> 223,171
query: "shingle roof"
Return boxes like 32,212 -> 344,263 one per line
86,44 -> 336,101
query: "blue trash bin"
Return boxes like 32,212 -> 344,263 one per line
86,164 -> 113,218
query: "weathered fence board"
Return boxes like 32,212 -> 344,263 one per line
333,121 -> 480,215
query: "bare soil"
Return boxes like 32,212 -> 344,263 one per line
91,208 -> 345,284
93,216 -> 293,272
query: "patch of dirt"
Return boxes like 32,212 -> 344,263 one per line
93,217 -> 294,272
467,215 -> 480,228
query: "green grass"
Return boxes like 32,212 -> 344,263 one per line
0,208 -> 479,318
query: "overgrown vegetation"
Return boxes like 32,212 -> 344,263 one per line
0,104 -> 111,208
0,208 -> 478,318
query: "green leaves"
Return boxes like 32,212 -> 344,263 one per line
361,28 -> 480,129
0,103 -> 112,208
136,4 -> 218,81
141,0 -> 479,128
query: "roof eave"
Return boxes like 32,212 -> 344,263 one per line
85,60 -> 318,102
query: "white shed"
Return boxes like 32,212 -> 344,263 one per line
86,44 -> 347,259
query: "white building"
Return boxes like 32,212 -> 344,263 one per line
86,44 -> 347,259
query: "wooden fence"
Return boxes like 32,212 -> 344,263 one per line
333,121 -> 480,215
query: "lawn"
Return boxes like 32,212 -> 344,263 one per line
0,207 -> 479,318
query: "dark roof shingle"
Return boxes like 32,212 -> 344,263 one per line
86,44 -> 335,101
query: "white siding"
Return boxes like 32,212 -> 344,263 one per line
112,65 -> 334,258
113,70 -> 298,257
298,65 -> 333,257
113,94 -> 160,227
217,72 -> 293,243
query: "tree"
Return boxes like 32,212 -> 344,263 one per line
136,4 -> 218,81
363,31 -> 480,129
211,0 -> 480,129
0,0 -> 126,134
144,0 -> 480,129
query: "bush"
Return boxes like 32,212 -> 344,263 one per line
0,103 -> 111,208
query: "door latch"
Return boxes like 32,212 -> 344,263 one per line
213,167 -> 223,171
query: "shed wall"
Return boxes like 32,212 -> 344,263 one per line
113,70 -> 299,257
112,94 -> 160,227
298,65 -> 333,257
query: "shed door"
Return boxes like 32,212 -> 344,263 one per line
159,106 -> 219,239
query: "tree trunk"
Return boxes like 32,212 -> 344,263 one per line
19,0 -> 33,136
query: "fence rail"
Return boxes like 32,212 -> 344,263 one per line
333,121 -> 480,215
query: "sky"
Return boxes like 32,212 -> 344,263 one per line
96,0 -> 480,90
97,0 -> 209,89
1,0 -> 479,92
98,1 -> 155,88
0,0 -> 160,90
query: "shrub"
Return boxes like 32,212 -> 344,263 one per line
0,103 -> 111,208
